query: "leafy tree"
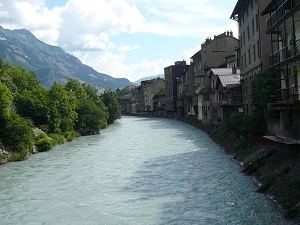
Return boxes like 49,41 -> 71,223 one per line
3,66 -> 40,93
14,88 -> 50,126
0,82 -> 13,114
251,70 -> 280,118
75,99 -> 107,135
101,90 -> 121,124
0,112 -> 34,154
48,82 -> 78,133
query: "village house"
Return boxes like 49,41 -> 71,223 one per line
206,67 -> 241,124
138,78 -> 165,112
230,0 -> 271,115
261,0 -> 300,140
119,94 -> 136,114
153,89 -> 166,113
191,32 -> 239,123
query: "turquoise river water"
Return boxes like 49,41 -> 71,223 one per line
0,116 -> 291,224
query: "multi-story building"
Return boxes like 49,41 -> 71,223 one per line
230,0 -> 271,114
191,32 -> 239,122
142,78 -> 165,112
164,61 -> 187,112
261,0 -> 300,140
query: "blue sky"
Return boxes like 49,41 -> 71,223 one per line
0,0 -> 239,82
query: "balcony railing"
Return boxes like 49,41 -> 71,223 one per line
266,0 -> 290,30
266,0 -> 300,31
269,39 -> 300,67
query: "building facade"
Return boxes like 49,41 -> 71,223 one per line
231,0 -> 271,114
191,32 -> 239,122
164,61 -> 187,112
262,0 -> 300,140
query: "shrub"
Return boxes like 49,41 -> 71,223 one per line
35,138 -> 53,152
9,149 -> 29,161
48,133 -> 66,145
64,130 -> 80,142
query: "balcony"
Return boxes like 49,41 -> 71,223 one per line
268,86 -> 300,110
266,0 -> 300,32
269,39 -> 300,67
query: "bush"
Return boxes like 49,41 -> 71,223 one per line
9,149 -> 29,161
48,133 -> 66,145
64,130 -> 80,142
0,113 -> 34,153
35,138 -> 53,152
35,132 -> 48,141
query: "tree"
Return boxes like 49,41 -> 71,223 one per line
0,82 -> 13,114
101,90 -> 121,124
251,70 -> 280,118
0,112 -> 34,154
48,82 -> 78,133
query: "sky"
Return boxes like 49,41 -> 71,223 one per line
0,0 -> 239,82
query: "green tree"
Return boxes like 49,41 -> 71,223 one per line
101,90 -> 121,124
251,70 -> 280,118
0,112 -> 34,154
0,82 -> 13,114
48,82 -> 78,133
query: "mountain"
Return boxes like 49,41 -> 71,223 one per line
134,74 -> 164,85
0,26 -> 131,89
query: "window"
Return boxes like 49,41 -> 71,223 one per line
247,26 -> 250,40
257,40 -> 260,57
253,44 -> 256,60
252,19 -> 255,35
248,49 -> 251,64
244,53 -> 247,67
243,31 -> 245,46
256,14 -> 259,31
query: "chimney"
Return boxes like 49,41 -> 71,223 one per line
232,65 -> 237,74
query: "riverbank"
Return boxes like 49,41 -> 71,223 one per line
177,115 -> 300,224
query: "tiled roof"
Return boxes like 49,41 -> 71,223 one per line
210,68 -> 240,76
218,74 -> 240,87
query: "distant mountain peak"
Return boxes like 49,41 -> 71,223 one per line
0,26 -> 131,89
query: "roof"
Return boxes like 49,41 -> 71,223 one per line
218,74 -> 240,88
210,68 -> 240,76
230,0 -> 249,21
154,89 -> 165,97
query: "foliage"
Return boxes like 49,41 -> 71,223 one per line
0,58 -> 124,160
101,90 -> 121,124
48,82 -> 78,133
64,130 -> 80,142
14,88 -> 50,126
115,87 -> 137,97
0,113 -> 34,153
75,99 -> 107,135
0,81 -> 13,114
9,149 -> 29,161
251,70 -> 280,118
48,134 -> 66,146
35,138 -> 53,152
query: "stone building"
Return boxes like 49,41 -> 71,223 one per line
230,0 -> 271,114
191,32 -> 239,122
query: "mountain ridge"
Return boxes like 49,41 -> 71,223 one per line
0,26 -> 131,89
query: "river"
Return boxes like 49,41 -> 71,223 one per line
0,116 -> 289,225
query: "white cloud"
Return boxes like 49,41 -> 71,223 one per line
0,0 -> 239,82
117,45 -> 140,52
